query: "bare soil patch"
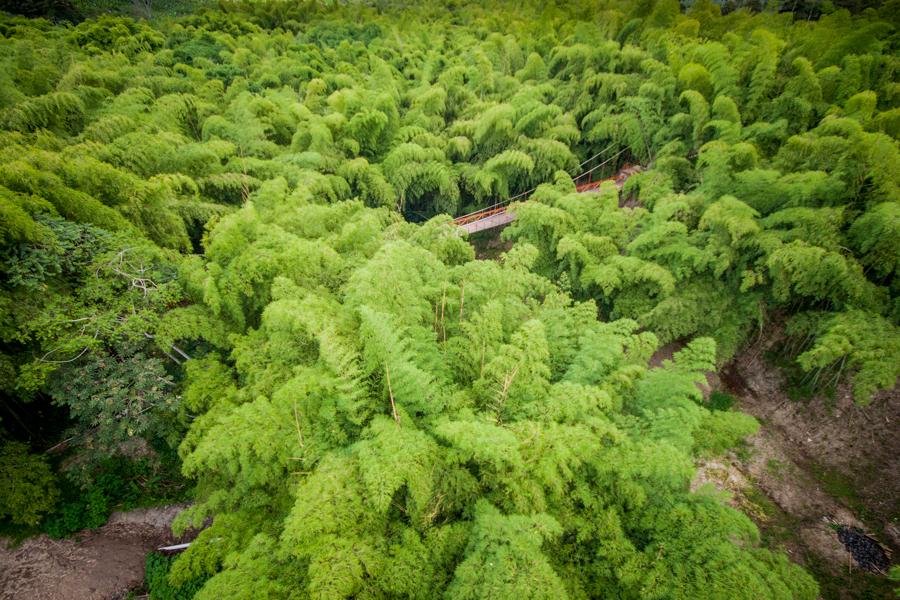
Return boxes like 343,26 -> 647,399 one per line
722,330 -> 899,543
0,504 -> 190,600
703,328 -> 899,599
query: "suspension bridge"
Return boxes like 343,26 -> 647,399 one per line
453,149 -> 642,234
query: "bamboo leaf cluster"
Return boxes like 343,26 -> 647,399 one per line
0,0 -> 896,589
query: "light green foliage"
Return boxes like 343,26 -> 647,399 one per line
445,502 -> 566,600
890,565 -> 900,597
0,0 -> 896,593
766,241 -> 876,309
170,192 -> 811,598
790,311 -> 900,405
693,410 -> 759,455
848,202 -> 900,281
494,1 -> 900,393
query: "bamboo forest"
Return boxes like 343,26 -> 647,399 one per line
0,0 -> 898,598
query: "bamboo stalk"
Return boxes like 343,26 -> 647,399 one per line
459,281 -> 465,321
293,400 -> 305,448
440,285 -> 447,342
386,364 -> 400,426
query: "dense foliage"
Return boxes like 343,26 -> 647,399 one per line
146,550 -> 211,600
167,197 -> 812,598
0,0 -> 897,597
0,440 -> 58,525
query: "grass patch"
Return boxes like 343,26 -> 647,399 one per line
809,465 -> 879,528
804,553 -> 896,600
766,458 -> 788,481
742,483 -> 894,599
743,484 -> 780,522
741,483 -> 798,549
809,464 -> 895,560
811,465 -> 865,515
732,439 -> 753,462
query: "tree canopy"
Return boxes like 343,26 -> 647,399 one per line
0,0 -> 897,596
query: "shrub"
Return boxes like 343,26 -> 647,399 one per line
0,441 -> 59,526
146,552 -> 209,600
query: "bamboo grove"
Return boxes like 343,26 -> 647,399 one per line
0,0 -> 897,597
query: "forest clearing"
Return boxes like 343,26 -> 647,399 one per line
0,0 -> 898,598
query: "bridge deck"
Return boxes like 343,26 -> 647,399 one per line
458,210 -> 516,234
454,164 -> 641,234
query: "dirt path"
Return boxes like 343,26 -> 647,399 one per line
0,504 -> 191,600
700,330 -> 898,599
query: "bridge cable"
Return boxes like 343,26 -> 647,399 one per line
456,147 -> 632,223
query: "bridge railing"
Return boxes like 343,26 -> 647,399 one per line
453,148 -> 638,227
453,200 -> 515,226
